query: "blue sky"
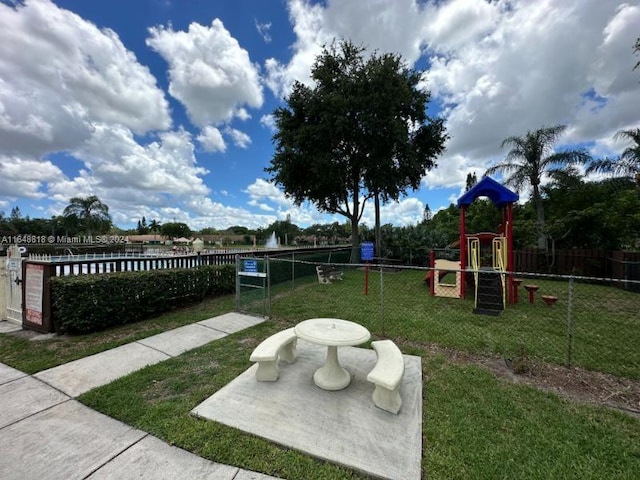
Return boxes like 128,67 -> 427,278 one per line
0,0 -> 639,231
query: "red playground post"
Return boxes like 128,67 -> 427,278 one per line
365,261 -> 369,295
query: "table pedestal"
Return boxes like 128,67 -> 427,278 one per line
313,346 -> 350,390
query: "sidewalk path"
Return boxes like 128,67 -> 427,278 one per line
0,313 -> 281,480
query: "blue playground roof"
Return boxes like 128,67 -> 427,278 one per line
456,176 -> 519,208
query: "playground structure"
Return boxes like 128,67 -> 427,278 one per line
430,177 -> 519,314
431,259 -> 462,298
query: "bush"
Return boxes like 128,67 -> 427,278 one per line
51,264 -> 234,334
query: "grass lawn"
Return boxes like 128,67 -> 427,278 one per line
1,275 -> 639,479
264,268 -> 640,379
74,320 -> 640,479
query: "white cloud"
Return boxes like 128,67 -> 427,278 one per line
248,199 -> 275,212
0,156 -> 63,199
180,196 -> 277,230
358,197 -> 426,227
0,0 -> 170,158
265,0 -> 429,98
224,127 -> 252,149
421,0 -> 500,53
244,178 -> 330,225
236,108 -> 251,121
260,114 -> 277,132
422,0 -> 640,188
255,20 -> 272,43
245,179 -> 292,208
264,0 -> 332,97
197,126 -> 226,152
147,19 -> 264,127
71,125 -> 208,193
44,125 -> 211,219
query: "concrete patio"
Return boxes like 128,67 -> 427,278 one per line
192,340 -> 423,480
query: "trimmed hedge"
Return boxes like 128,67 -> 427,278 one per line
51,264 -> 234,334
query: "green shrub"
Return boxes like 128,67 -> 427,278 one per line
51,264 -> 234,334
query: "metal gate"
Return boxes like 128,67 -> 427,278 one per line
3,245 -> 23,324
236,256 -> 269,318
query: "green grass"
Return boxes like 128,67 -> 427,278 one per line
74,322 -> 640,479
1,278 -> 639,479
424,357 -> 640,479
267,269 -> 640,378
0,295 -> 234,373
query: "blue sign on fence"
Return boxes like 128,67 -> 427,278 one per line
360,242 -> 374,261
244,259 -> 258,273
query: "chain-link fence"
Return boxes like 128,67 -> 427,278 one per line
235,248 -> 352,318
238,253 -> 640,380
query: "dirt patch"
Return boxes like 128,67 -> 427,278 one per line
410,341 -> 640,419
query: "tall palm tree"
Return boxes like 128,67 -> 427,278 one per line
587,128 -> 640,186
486,125 -> 591,249
63,195 -> 111,236
148,219 -> 162,243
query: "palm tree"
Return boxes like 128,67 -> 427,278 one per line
148,219 -> 162,243
63,195 -> 111,236
486,125 -> 591,249
587,128 -> 640,186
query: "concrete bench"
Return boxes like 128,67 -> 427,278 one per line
316,265 -> 344,284
367,340 -> 405,414
249,328 -> 298,381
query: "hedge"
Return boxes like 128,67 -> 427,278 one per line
51,264 -> 234,334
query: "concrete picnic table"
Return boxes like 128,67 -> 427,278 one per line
294,318 -> 371,391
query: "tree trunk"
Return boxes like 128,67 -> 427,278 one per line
350,180 -> 360,263
350,214 -> 360,263
533,184 -> 546,250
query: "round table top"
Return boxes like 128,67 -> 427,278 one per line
294,318 -> 371,347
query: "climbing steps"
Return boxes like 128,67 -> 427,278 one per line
473,270 -> 504,316
469,235 -> 507,316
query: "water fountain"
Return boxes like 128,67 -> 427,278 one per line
265,231 -> 278,249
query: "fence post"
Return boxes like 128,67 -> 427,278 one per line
380,264 -> 385,337
566,274 -> 575,368
291,252 -> 295,289
235,254 -> 240,313
266,256 -> 271,319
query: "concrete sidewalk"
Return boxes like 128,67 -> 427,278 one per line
0,313 -> 280,480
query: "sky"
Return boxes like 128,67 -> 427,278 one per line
0,0 -> 639,231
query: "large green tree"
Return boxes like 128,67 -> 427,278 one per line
266,40 -> 446,262
485,125 -> 591,249
62,195 -> 111,236
160,222 -> 191,239
587,128 -> 640,186
358,51 -> 447,256
544,168 -> 640,249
